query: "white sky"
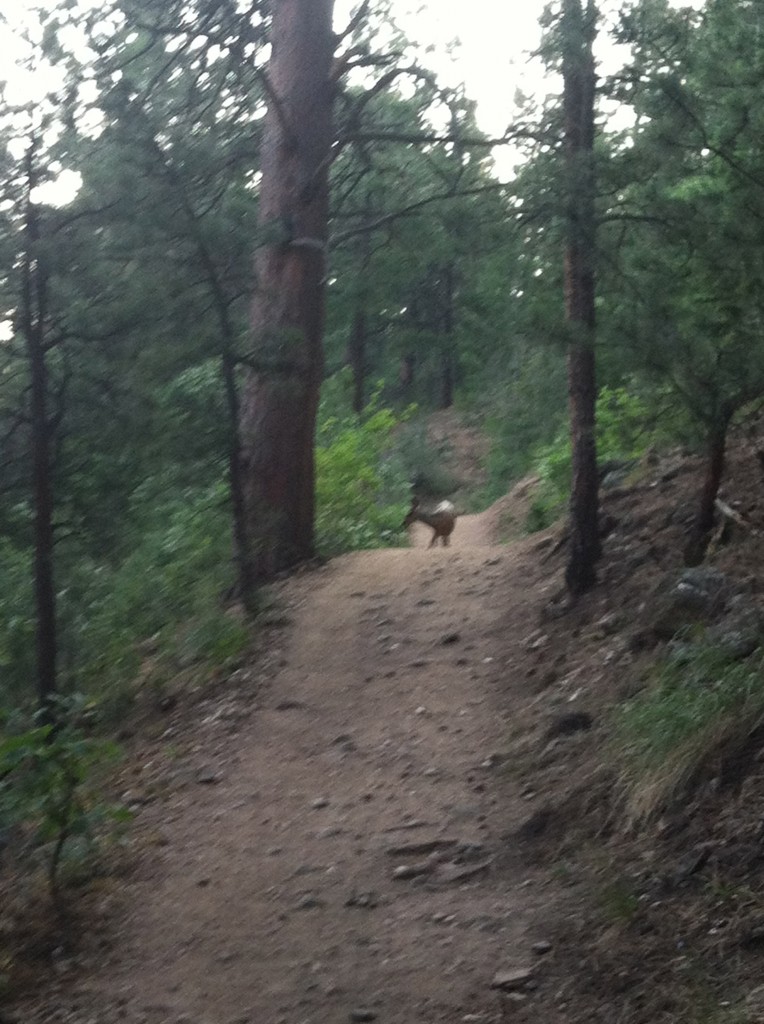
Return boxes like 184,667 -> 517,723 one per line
1,0 -> 706,187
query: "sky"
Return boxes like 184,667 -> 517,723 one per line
347,1 -> 550,138
2,0 -> 706,188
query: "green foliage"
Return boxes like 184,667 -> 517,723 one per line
615,638 -> 764,820
478,341 -> 568,505
315,374 -> 411,554
525,385 -> 662,532
0,697 -> 130,893
394,421 -> 462,500
62,482 -> 247,705
0,541 -> 35,707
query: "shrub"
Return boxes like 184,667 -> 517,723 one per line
315,377 -> 411,555
0,541 -> 35,707
0,696 -> 129,896
59,480 -> 247,706
525,385 -> 670,532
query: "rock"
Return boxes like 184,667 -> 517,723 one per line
739,915 -> 764,949
707,604 -> 764,660
311,796 -> 330,809
516,806 -> 554,841
440,632 -> 461,645
479,751 -> 511,769
392,862 -> 435,880
296,893 -> 326,910
345,891 -> 379,909
648,567 -> 731,640
490,966 -> 535,991
275,699 -> 305,711
532,940 -> 553,955
349,1010 -> 377,1022
195,768 -> 221,785
332,734 -> 356,751
544,711 -> 593,738
670,844 -> 711,886
454,840 -> 488,862
434,859 -> 492,884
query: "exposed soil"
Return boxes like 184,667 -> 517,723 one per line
7,418 -> 764,1024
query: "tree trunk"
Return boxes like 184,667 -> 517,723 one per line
399,353 -> 416,391
562,0 -> 600,596
684,414 -> 730,566
239,0 -> 335,581
348,309 -> 366,414
221,350 -> 256,604
439,264 -> 455,409
22,144 -> 57,713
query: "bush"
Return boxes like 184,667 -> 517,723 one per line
0,696 -> 129,895
315,375 -> 411,554
525,385 -> 669,532
0,541 -> 35,707
58,480 -> 247,707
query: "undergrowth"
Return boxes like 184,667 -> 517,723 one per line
615,636 -> 764,821
525,385 -> 672,532
315,373 -> 413,555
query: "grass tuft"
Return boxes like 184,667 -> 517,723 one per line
615,637 -> 764,821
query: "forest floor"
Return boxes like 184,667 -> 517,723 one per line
6,411 -> 764,1024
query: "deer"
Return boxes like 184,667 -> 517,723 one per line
402,497 -> 457,547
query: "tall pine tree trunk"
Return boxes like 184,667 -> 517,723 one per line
22,143 -> 57,712
562,0 -> 600,596
239,0 -> 335,584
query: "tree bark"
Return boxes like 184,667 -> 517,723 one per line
348,309 -> 366,414
562,0 -> 601,596
239,0 -> 335,581
439,263 -> 455,409
22,143 -> 57,712
684,413 -> 731,566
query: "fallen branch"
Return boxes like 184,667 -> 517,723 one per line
714,498 -> 757,534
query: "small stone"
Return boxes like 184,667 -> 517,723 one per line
275,699 -> 305,711
490,966 -> 535,991
544,711 -> 593,738
196,767 -> 221,784
440,632 -> 461,645
349,1011 -> 377,1022
296,893 -> 325,910
312,796 -> 330,809
393,862 -> 434,880
532,940 -> 553,955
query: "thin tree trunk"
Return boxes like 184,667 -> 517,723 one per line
684,414 -> 730,566
562,0 -> 600,596
439,264 -> 455,409
22,143 -> 57,712
144,138 -> 257,605
221,350 -> 256,605
347,190 -> 373,415
399,354 -> 415,391
348,309 -> 366,414
240,0 -> 335,581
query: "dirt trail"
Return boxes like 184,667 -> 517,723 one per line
20,512 -> 559,1024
